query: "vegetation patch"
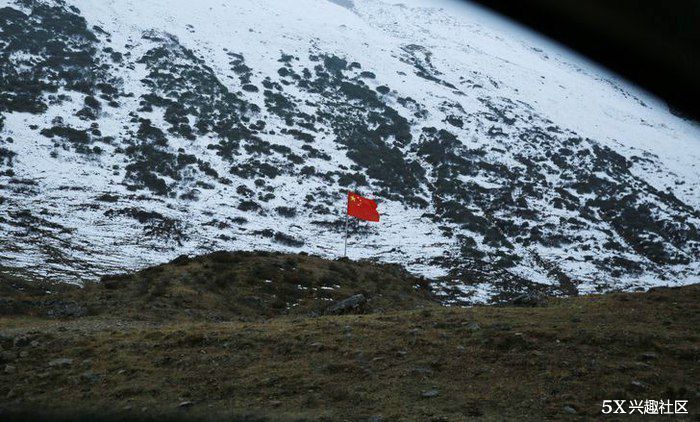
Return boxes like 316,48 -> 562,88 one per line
0,255 -> 697,420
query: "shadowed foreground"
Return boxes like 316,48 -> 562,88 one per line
0,252 -> 698,420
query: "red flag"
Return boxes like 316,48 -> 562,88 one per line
347,191 -> 380,222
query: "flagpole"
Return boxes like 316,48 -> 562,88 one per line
343,210 -> 349,258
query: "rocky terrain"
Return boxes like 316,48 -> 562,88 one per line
1,0 -> 699,304
0,252 -> 698,420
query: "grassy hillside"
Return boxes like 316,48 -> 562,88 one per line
1,251 -> 435,321
0,252 -> 698,420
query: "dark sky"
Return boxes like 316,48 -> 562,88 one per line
465,0 -> 700,121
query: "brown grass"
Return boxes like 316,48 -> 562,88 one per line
1,276 -> 698,420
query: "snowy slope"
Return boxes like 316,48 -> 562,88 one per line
0,0 -> 698,303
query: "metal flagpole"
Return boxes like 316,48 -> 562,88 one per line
343,209 -> 349,258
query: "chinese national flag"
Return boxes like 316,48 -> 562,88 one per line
347,191 -> 380,222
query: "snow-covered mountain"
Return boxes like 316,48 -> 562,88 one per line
1,0 -> 699,304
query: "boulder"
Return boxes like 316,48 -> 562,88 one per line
326,294 -> 367,315
563,405 -> 577,414
510,292 -> 547,307
48,358 -> 74,368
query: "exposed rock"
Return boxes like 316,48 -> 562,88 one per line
178,401 -> 193,408
563,405 -> 577,414
326,294 -> 366,315
630,380 -> 647,390
420,389 -> 439,398
465,321 -> 481,331
510,293 -> 547,307
44,300 -> 87,318
4,364 -> 16,374
48,358 -> 74,368
13,335 -> 31,348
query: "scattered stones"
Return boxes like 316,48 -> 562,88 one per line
420,389 -> 439,398
19,351 -> 28,358
411,366 -> 434,374
630,380 -> 647,390
48,358 -> 73,368
44,300 -> 87,318
13,335 -> 31,348
563,405 -> 577,414
4,364 -> 16,374
326,294 -> 367,315
465,321 -> 481,331
30,340 -> 40,348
